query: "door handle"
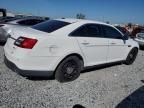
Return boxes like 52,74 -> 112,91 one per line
110,42 -> 116,45
81,42 -> 90,45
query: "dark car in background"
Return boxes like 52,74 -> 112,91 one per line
0,16 -> 20,23
115,26 -> 130,36
0,17 -> 48,43
131,27 -> 144,37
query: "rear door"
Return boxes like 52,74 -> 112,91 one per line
101,25 -> 128,62
70,24 -> 109,66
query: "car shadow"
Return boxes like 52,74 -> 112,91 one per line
26,76 -> 55,81
116,86 -> 144,108
82,61 -> 123,73
72,104 -> 86,108
28,61 -> 123,81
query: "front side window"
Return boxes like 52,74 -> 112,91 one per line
102,25 -> 123,39
86,24 -> 101,37
32,20 -> 70,33
70,24 -> 102,37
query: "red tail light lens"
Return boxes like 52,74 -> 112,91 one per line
14,37 -> 38,49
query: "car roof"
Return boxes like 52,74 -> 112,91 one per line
47,18 -> 123,36
55,18 -> 110,26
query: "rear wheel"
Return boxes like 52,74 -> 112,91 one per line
55,56 -> 83,82
125,48 -> 138,65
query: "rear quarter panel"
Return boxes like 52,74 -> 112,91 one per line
30,35 -> 86,69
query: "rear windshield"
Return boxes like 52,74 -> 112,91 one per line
32,20 -> 70,33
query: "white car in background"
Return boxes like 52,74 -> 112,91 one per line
135,32 -> 144,48
0,17 -> 47,42
4,19 -> 139,82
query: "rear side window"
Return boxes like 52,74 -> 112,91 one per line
70,25 -> 88,36
102,25 -> 123,39
70,24 -> 102,37
32,20 -> 70,33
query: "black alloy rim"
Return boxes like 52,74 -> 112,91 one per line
62,60 -> 78,79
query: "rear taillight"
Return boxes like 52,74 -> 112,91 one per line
14,37 -> 38,49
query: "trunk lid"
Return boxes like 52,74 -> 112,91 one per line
5,26 -> 50,56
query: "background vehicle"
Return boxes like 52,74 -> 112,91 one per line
0,16 -> 20,23
0,17 -> 48,42
131,27 -> 144,37
4,19 -> 139,82
0,8 -> 6,17
115,26 -> 130,36
135,31 -> 144,48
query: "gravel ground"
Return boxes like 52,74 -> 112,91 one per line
0,45 -> 144,108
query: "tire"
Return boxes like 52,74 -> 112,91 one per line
55,56 -> 83,82
125,48 -> 138,65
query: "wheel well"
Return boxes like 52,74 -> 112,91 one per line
59,53 -> 84,66
64,53 -> 84,61
54,53 -> 84,74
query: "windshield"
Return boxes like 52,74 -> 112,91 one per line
32,20 -> 71,33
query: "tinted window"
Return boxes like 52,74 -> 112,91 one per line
70,25 -> 88,36
115,26 -> 130,34
70,24 -> 102,37
17,19 -> 44,26
86,24 -> 101,36
0,17 -> 19,23
141,30 -> 144,33
102,25 -> 122,39
32,20 -> 70,33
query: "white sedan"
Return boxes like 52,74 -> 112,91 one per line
4,19 -> 139,82
135,32 -> 144,48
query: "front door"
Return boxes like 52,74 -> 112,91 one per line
70,24 -> 109,66
101,25 -> 127,62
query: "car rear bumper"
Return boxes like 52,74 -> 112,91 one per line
4,56 -> 54,77
4,41 -> 60,71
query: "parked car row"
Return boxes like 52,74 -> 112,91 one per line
115,26 -> 130,36
0,17 -> 48,42
0,16 -> 20,23
135,31 -> 144,48
114,25 -> 144,48
3,18 -> 139,82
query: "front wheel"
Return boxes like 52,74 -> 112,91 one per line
55,56 -> 83,82
125,48 -> 138,65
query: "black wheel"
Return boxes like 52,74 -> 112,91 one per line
125,48 -> 138,65
55,56 -> 83,82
